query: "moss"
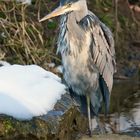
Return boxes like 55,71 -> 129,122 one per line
99,14 -> 114,30
47,21 -> 57,30
118,15 -> 129,29
100,0 -> 112,9
3,119 -> 14,135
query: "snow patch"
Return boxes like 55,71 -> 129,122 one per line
0,64 -> 66,120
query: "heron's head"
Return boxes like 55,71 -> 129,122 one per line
39,0 -> 86,22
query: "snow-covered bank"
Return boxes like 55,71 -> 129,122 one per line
0,64 -> 66,120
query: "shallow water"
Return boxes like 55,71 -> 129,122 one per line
98,77 -> 140,137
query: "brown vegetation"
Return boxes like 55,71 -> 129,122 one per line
0,0 -> 59,68
0,0 -> 139,77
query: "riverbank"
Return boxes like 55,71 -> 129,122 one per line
80,134 -> 140,140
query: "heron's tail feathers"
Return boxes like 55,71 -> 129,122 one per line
90,88 -> 102,116
99,75 -> 110,116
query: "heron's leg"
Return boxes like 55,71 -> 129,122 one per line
86,95 -> 92,136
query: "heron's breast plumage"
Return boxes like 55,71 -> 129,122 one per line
58,16 -> 99,95
62,49 -> 99,95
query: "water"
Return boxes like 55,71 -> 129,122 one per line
98,78 -> 140,137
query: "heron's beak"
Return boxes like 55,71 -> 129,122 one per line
39,6 -> 68,22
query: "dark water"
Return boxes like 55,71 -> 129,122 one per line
98,77 -> 140,137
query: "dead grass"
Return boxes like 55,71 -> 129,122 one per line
0,0 -> 60,67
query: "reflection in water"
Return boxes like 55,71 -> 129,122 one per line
119,90 -> 140,136
97,78 -> 140,136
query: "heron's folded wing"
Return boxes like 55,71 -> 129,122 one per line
80,12 -> 116,93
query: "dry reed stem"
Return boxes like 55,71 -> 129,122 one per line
0,1 -> 60,66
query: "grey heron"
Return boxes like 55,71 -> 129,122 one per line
39,0 -> 116,135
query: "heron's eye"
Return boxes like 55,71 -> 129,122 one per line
67,3 -> 72,7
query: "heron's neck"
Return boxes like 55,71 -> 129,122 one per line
57,1 -> 88,56
69,1 -> 88,22
64,6 -> 88,56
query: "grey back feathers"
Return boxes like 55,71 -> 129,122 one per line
80,12 -> 116,93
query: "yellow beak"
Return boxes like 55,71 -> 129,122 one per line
39,6 -> 67,22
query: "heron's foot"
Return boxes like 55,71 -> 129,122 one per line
95,117 -> 106,134
86,128 -> 92,137
86,118 -> 95,137
89,129 -> 92,137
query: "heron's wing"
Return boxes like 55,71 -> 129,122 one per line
80,11 -> 116,93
